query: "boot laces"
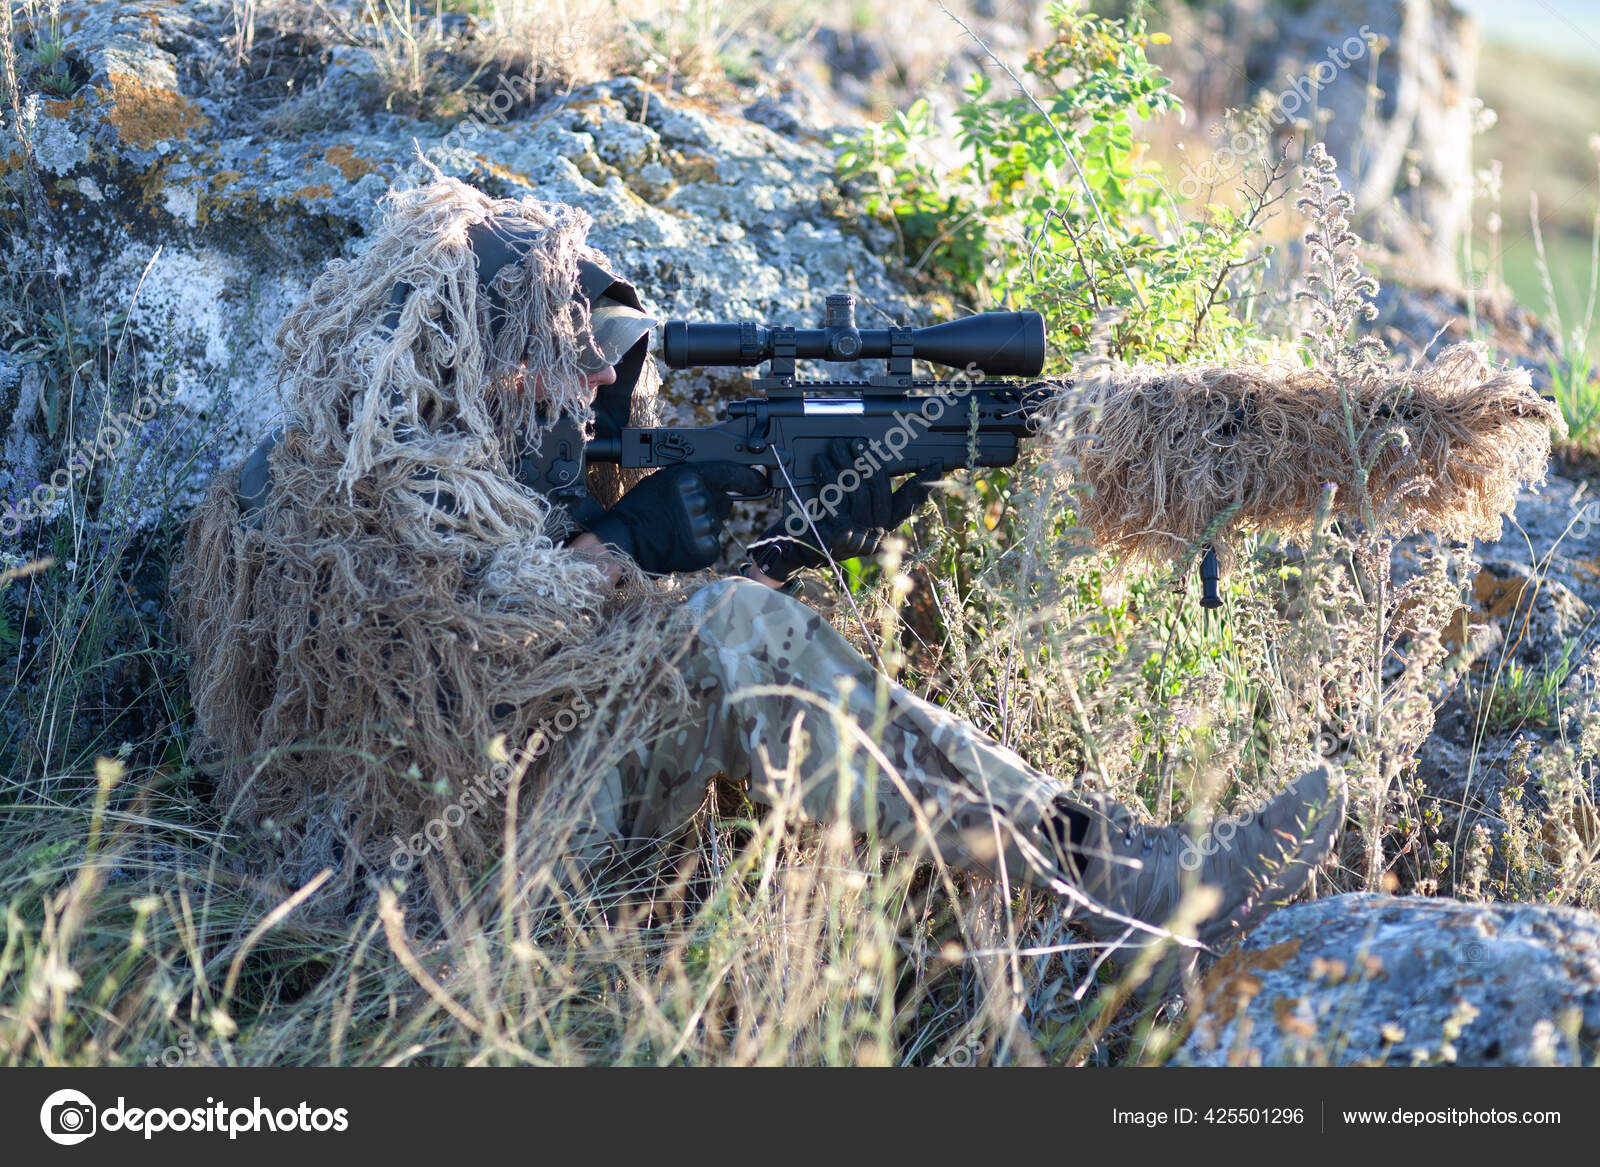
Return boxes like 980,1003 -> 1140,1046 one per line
1110,808 -> 1176,859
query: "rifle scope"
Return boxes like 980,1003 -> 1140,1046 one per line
661,294 -> 1046,378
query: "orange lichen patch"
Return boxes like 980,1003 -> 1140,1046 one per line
477,157 -> 531,186
103,71 -> 207,149
209,170 -> 243,191
1472,568 -> 1534,622
667,147 -> 719,185
0,150 -> 26,173
128,158 -> 165,196
324,145 -> 373,182
42,97 -> 79,119
1271,994 -> 1317,1038
1409,565 -> 1538,652
1438,567 -> 1543,653
1433,603 -> 1483,652
1571,556 -> 1600,585
1309,956 -> 1348,982
1193,938 -> 1302,1041
1541,800 -> 1600,860
197,184 -> 250,228
140,3 -> 177,36
293,184 -> 334,200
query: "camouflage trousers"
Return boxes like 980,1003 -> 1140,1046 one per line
578,577 -> 1075,888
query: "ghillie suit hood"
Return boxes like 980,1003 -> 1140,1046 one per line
174,178 -> 691,899
1051,343 -> 1564,577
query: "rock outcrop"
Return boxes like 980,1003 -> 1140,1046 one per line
1178,893 -> 1600,1065
0,1 -> 921,519
1160,0 -> 1482,288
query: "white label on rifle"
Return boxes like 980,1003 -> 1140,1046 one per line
803,399 -> 865,415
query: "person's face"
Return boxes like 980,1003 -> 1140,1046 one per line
507,362 -> 617,402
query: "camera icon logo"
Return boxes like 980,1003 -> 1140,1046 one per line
39,1088 -> 97,1146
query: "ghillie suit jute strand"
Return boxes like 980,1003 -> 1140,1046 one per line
173,178 -> 689,898
1049,342 -> 1564,578
174,169 -> 1563,906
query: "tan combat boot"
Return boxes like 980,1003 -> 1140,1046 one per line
1053,764 -> 1346,981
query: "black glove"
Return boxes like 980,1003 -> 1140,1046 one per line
586,462 -> 768,575
750,438 -> 940,583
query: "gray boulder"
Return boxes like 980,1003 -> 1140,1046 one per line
1458,558 -> 1588,671
0,1 -> 920,522
1178,893 -> 1600,1065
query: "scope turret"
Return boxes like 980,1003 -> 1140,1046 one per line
661,295 -> 1045,378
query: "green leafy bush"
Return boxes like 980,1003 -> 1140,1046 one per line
836,0 -> 1274,366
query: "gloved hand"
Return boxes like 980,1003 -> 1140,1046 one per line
750,438 -> 940,583
585,462 -> 769,575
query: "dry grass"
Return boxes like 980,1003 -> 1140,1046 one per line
0,3 -> 1593,1069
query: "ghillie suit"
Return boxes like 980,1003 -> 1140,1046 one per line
173,178 -> 689,899
173,179 -> 1356,963
1057,343 -> 1564,577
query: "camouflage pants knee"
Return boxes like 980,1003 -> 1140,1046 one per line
584,577 -> 1073,888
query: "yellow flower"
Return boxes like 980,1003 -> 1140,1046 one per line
1150,32 -> 1171,44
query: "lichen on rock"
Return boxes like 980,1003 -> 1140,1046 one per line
1,1 -> 920,533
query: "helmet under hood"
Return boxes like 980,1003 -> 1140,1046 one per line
465,216 -> 655,443
239,213 -> 652,526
